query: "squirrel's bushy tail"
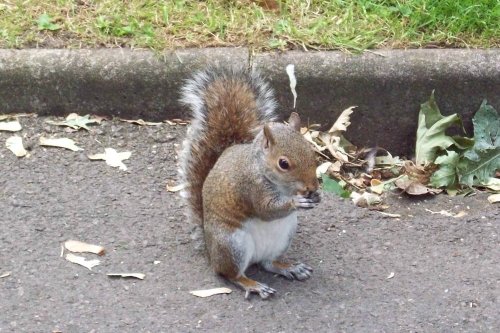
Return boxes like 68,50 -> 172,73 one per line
179,66 -> 277,225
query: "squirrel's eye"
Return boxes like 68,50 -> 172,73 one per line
278,158 -> 290,170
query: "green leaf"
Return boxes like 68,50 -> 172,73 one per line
458,149 -> 499,186
429,150 -> 460,188
321,174 -> 351,198
464,100 -> 500,161
458,101 -> 500,186
37,13 -> 60,31
452,136 -> 474,150
415,92 -> 462,165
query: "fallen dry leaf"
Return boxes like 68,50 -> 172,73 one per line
370,183 -> 385,195
328,106 -> 356,134
46,113 -> 101,131
317,131 -> 350,162
488,193 -> 500,203
425,209 -> 453,217
166,183 -> 185,192
387,272 -> 395,279
300,124 -> 321,135
165,119 -> 189,125
107,273 -> 145,280
316,161 -> 332,178
39,137 -> 83,151
351,191 -> 381,208
65,253 -> 100,270
0,271 -> 11,278
481,178 -> 500,191
402,161 -> 437,185
425,209 -> 466,218
369,178 -> 399,195
330,161 -> 342,172
64,240 -> 105,256
90,115 -> 107,124
0,113 -> 34,121
316,161 -> 343,179
0,120 -> 22,132
120,119 -> 163,126
189,287 -> 232,298
395,176 -> 441,195
6,136 -> 27,157
303,130 -> 327,153
348,176 -> 367,188
375,153 -> 402,166
88,148 -> 131,171
379,212 -> 402,218
405,182 -> 435,195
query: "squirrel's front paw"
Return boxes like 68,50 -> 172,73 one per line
293,191 -> 320,209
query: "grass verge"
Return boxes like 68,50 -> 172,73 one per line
0,0 -> 498,51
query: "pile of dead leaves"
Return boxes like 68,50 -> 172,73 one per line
306,93 -> 500,208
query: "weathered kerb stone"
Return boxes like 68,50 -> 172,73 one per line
255,49 -> 500,156
0,48 -> 248,119
0,48 -> 498,155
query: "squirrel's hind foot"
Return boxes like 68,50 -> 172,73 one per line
233,276 -> 276,300
262,260 -> 313,281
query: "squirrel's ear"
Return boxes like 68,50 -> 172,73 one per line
288,112 -> 301,132
262,124 -> 275,149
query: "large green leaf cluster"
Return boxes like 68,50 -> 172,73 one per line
424,97 -> 500,190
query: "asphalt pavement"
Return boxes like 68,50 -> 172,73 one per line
1,116 -> 498,332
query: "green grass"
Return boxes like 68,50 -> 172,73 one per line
0,0 -> 498,51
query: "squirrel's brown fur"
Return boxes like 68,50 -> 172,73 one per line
179,67 -> 319,299
179,67 -> 276,226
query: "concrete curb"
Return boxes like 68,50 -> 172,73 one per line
1,48 -> 499,155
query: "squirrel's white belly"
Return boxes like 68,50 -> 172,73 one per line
237,212 -> 298,266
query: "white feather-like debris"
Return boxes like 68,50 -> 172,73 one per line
286,64 -> 297,108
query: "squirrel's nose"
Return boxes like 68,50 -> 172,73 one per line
307,179 -> 319,192
299,189 -> 319,198
298,183 -> 319,197
298,179 -> 319,196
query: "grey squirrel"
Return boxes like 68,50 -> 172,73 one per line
179,66 -> 320,299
